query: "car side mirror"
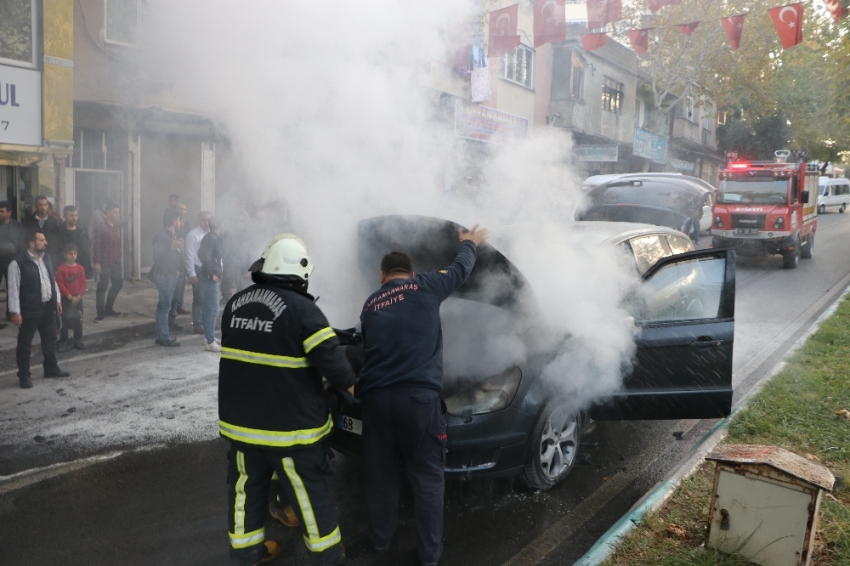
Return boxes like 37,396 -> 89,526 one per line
801,190 -> 809,204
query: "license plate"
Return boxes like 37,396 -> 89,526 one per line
339,415 -> 362,435
735,228 -> 759,235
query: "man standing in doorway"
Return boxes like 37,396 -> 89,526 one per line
170,201 -> 191,320
151,209 -> 184,347
92,202 -> 123,323
358,224 -> 488,566
185,211 -> 211,334
24,196 -> 62,258
54,206 -> 93,277
7,230 -> 70,388
0,201 -> 25,330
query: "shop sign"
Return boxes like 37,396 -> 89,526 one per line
578,145 -> 619,162
633,128 -> 667,163
668,157 -> 695,172
0,64 -> 41,147
454,99 -> 528,144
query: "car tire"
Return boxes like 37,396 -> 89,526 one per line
783,246 -> 800,269
841,204 -> 846,214
819,204 -> 826,214
801,233 -> 814,259
521,402 -> 582,491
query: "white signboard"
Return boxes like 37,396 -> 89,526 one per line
0,64 -> 42,147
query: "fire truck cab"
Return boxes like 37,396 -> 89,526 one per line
711,151 -> 819,269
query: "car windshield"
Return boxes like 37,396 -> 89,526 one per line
718,178 -> 788,204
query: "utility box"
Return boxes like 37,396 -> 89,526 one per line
706,445 -> 835,566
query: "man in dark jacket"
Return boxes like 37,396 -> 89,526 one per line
197,216 -> 224,351
54,206 -> 93,277
7,230 -> 70,388
0,201 -> 25,329
23,196 -> 62,258
218,233 -> 355,566
358,224 -> 488,566
150,209 -> 184,347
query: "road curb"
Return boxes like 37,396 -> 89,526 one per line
0,320 -> 157,355
573,281 -> 850,566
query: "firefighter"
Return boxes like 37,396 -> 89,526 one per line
218,233 -> 355,566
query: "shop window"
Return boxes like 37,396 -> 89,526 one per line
73,129 -> 126,171
0,0 -> 36,67
601,78 -> 623,114
571,61 -> 584,101
105,0 -> 141,46
499,45 -> 534,89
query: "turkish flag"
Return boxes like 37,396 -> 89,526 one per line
587,0 -> 623,31
824,0 -> 849,22
534,0 -> 566,47
489,5 -> 521,57
581,32 -> 608,51
648,0 -> 681,13
677,21 -> 700,36
769,3 -> 803,48
721,14 -> 746,50
626,28 -> 653,55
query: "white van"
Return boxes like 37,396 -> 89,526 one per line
818,176 -> 850,214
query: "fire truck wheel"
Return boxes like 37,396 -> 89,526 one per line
783,247 -> 800,269
801,233 -> 814,259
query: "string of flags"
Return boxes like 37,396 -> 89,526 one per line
487,0 -> 847,58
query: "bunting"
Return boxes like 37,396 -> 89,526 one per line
534,0 -> 567,47
488,5 -> 521,57
587,0 -> 623,31
648,0 -> 682,13
721,14 -> 747,50
768,3 -> 803,49
581,32 -> 608,51
823,0 -> 848,21
677,21 -> 700,36
626,28 -> 653,55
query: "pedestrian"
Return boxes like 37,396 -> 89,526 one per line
23,196 -> 62,259
197,216 -> 223,352
218,234 -> 355,566
92,202 -> 123,323
55,243 -> 87,351
150,209 -> 184,347
0,201 -> 25,330
358,223 -> 488,566
54,205 -> 93,277
162,193 -> 180,227
170,201 -> 191,319
185,211 -> 211,335
7,230 -> 70,389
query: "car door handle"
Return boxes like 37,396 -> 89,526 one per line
690,337 -> 723,348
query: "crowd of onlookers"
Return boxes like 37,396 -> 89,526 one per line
1,193 -> 291,388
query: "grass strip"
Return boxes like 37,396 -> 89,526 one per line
602,298 -> 850,566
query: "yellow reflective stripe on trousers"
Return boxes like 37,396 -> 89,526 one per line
304,526 -> 342,552
221,347 -> 309,369
303,327 -> 336,354
283,457 -> 321,541
219,415 -> 333,448
234,451 -> 248,536
229,527 -> 265,549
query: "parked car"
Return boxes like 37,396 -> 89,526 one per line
580,172 -> 685,192
328,216 -> 735,490
817,176 -> 850,214
577,175 -> 715,234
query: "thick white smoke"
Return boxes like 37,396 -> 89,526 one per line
145,0 -> 640,409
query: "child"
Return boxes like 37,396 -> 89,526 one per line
56,243 -> 87,350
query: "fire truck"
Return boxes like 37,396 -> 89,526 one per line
711,150 -> 819,269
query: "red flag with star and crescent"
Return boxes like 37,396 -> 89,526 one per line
768,3 -> 803,49
581,32 -> 608,51
627,28 -> 653,55
587,0 -> 623,31
678,21 -> 700,36
648,0 -> 682,13
721,14 -> 746,50
534,0 -> 566,47
488,5 -> 522,57
824,0 -> 849,22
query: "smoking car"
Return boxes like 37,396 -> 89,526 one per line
329,216 -> 734,490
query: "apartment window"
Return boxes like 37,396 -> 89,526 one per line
0,0 -> 37,68
499,45 -> 535,89
105,0 -> 141,46
601,78 -> 623,114
685,96 -> 696,122
571,62 -> 584,101
717,111 -> 728,126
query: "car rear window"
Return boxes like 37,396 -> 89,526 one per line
629,234 -> 672,274
666,234 -> 693,255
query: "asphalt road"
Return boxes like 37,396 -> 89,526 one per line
3,212 -> 850,566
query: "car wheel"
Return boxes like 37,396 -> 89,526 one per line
783,246 -> 800,269
841,204 -> 846,214
819,204 -> 825,214
801,233 -> 814,259
521,403 -> 582,491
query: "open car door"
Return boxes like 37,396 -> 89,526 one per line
590,248 -> 735,420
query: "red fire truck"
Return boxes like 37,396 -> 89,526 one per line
711,150 -> 819,269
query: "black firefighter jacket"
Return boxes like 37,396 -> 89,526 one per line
218,281 -> 355,449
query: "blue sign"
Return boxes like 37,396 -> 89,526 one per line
633,128 -> 667,163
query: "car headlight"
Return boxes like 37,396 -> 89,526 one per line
773,217 -> 784,229
715,216 -> 724,228
444,367 -> 522,416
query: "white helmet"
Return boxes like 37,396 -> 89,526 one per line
258,234 -> 314,280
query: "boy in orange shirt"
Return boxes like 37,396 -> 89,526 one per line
56,243 -> 87,350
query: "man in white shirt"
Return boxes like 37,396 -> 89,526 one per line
8,230 -> 69,389
184,211 -> 211,334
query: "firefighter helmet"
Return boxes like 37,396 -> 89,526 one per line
257,234 -> 314,281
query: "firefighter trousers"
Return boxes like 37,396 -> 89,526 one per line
226,441 -> 343,566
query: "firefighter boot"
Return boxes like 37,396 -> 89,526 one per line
230,540 -> 280,566
268,502 -> 300,527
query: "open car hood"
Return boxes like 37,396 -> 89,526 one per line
576,204 -> 690,232
358,216 -> 537,314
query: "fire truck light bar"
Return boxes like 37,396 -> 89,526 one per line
730,163 -> 749,169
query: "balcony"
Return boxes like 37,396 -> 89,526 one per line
672,117 -> 715,149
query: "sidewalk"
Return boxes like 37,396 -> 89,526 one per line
0,278 -> 197,353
